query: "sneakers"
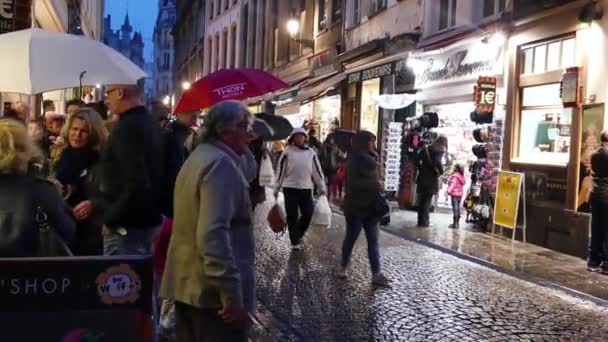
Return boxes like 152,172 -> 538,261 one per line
372,273 -> 390,286
291,243 -> 303,251
587,260 -> 602,272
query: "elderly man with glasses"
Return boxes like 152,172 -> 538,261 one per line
97,85 -> 165,255
161,100 -> 257,342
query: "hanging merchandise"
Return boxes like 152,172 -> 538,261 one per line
384,122 -> 404,192
374,94 -> 417,110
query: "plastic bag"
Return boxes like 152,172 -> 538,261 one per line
258,154 -> 275,187
267,199 -> 286,234
311,195 -> 331,228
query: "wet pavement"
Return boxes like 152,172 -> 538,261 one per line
251,197 -> 608,341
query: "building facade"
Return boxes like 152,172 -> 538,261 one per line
103,13 -> 145,69
153,0 -> 176,104
203,0 -> 241,75
173,0 -> 205,99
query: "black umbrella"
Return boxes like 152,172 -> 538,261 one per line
333,128 -> 356,152
252,118 -> 275,140
254,113 -> 293,140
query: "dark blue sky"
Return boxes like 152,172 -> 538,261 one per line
104,0 -> 158,62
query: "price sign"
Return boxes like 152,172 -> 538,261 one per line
474,76 -> 497,113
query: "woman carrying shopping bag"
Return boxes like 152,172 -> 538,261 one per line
275,128 -> 326,250
339,130 -> 390,286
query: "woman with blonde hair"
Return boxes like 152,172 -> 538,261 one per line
0,119 -> 75,257
53,108 -> 108,255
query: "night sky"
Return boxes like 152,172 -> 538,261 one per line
104,0 -> 158,62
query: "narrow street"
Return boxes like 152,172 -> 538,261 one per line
252,198 -> 608,341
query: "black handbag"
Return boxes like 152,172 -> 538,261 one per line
371,194 -> 390,219
36,206 -> 73,257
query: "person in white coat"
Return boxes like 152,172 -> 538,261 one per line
275,128 -> 326,250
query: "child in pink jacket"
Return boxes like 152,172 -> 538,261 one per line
447,164 -> 466,228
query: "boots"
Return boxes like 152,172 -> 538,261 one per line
449,216 -> 460,229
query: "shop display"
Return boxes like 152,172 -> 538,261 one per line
312,95 -> 341,141
383,122 -> 403,192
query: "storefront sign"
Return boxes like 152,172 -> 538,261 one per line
494,171 -> 524,229
410,39 -> 502,89
347,58 -> 409,85
560,67 -> 579,108
310,48 -> 341,78
274,89 -> 299,102
474,76 -> 497,112
0,0 -> 16,33
0,256 -> 153,340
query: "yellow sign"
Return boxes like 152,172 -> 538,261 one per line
494,171 -> 523,229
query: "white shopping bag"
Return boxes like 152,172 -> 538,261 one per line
311,195 -> 332,228
258,153 -> 275,187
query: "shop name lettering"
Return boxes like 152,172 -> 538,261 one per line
348,64 -> 393,83
0,0 -> 14,31
213,83 -> 247,97
0,277 -> 71,295
414,50 -> 492,86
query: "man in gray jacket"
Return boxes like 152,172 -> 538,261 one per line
160,101 -> 256,341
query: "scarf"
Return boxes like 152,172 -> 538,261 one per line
55,147 -> 99,186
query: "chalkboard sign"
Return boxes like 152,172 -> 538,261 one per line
0,255 -> 154,341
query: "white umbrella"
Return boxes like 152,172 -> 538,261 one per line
0,28 -> 147,95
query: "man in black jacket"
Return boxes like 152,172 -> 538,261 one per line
588,131 -> 608,272
99,85 -> 164,255
416,136 -> 447,228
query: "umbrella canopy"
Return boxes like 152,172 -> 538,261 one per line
333,128 -> 357,152
252,118 -> 275,140
173,69 -> 288,114
0,28 -> 147,95
254,113 -> 293,141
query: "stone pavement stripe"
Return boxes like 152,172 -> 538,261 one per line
329,203 -> 608,308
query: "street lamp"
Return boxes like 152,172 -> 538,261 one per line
287,19 -> 300,38
162,95 -> 170,106
181,81 -> 191,90
285,18 -> 314,48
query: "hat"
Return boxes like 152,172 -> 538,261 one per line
289,127 -> 308,138
44,111 -> 66,121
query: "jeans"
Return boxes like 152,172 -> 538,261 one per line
341,214 -> 381,275
103,225 -> 161,256
451,196 -> 462,222
417,192 -> 433,227
175,302 -> 249,342
589,199 -> 608,265
283,188 -> 314,245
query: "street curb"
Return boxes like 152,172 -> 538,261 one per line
330,205 -> 608,308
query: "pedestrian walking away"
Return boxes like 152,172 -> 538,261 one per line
98,85 -> 164,256
0,119 -> 76,257
339,130 -> 389,286
160,101 -> 256,342
588,130 -> 608,273
415,136 -> 447,228
447,163 -> 466,229
275,127 -> 326,250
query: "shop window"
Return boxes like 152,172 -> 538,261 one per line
371,0 -> 387,14
318,0 -> 327,31
360,78 -> 381,135
483,0 -> 506,18
521,37 -> 576,74
517,83 -> 571,166
439,0 -> 457,31
332,0 -> 342,23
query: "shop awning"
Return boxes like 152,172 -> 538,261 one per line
345,50 -> 410,76
275,72 -> 346,110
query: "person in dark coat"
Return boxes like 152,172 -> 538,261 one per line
0,119 -> 76,257
339,130 -> 389,286
588,131 -> 608,272
248,137 -> 267,209
321,133 -> 341,200
416,136 -> 447,228
99,85 -> 164,255
54,108 -> 108,255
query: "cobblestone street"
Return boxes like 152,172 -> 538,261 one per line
252,198 -> 608,341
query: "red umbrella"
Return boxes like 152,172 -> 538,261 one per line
173,69 -> 288,114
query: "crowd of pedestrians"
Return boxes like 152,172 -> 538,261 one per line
0,92 -> 394,341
